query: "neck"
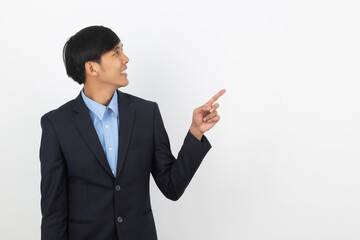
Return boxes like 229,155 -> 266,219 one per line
83,84 -> 115,106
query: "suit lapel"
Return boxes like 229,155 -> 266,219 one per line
115,89 -> 135,179
72,89 -> 135,179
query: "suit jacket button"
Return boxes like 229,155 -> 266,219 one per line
117,216 -> 123,223
115,185 -> 121,191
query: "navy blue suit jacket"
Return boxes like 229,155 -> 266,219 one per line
39,89 -> 212,240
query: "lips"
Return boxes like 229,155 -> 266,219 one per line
121,67 -> 127,74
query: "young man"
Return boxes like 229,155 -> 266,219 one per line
39,25 -> 225,240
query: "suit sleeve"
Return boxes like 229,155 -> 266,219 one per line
151,102 -> 212,201
39,115 -> 68,240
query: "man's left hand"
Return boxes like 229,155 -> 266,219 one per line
189,89 -> 226,140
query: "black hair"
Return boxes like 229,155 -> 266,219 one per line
62,25 -> 120,85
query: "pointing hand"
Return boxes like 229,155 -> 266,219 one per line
189,89 -> 226,140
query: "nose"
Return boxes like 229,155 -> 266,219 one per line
122,53 -> 129,64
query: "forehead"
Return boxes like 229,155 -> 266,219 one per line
113,42 -> 123,50
102,42 -> 123,57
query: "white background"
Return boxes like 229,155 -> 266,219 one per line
1,0 -> 360,239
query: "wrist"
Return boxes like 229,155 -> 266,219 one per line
189,125 -> 203,141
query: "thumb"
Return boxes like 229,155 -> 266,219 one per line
195,105 -> 211,114
202,105 -> 211,112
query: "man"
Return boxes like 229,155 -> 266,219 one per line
39,25 -> 225,240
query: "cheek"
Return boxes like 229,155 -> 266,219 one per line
116,58 -> 123,68
105,62 -> 121,75
114,61 -> 123,73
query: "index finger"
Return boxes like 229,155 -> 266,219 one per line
205,89 -> 226,106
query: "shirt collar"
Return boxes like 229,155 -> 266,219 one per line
81,87 -> 118,120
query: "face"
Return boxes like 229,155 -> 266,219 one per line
94,41 -> 130,88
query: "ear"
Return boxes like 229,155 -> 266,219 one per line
84,61 -> 99,77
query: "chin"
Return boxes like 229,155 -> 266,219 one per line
117,79 -> 129,88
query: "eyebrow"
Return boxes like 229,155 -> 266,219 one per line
113,43 -> 124,52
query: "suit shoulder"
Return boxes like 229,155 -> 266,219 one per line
121,91 -> 156,106
40,98 -> 75,122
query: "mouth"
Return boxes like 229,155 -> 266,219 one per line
121,67 -> 127,75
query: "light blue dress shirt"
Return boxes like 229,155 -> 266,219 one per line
81,87 -> 119,177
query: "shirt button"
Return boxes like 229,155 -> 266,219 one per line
109,147 -> 112,151
117,216 -> 123,223
105,125 -> 109,128
115,185 -> 121,191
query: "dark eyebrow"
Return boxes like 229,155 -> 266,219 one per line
112,44 -> 123,52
